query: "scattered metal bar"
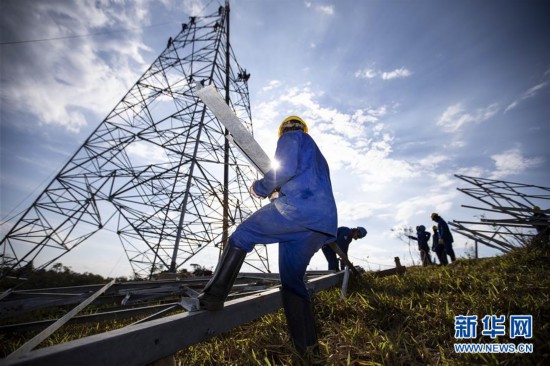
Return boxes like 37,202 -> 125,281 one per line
0,288 -> 13,302
3,272 -> 345,366
0,279 -> 211,319
0,303 -> 180,333
127,304 -> 180,326
6,279 -> 116,360
453,175 -> 549,251
328,242 -> 359,275
340,266 -> 350,300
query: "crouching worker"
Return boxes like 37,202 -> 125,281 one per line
198,116 -> 338,358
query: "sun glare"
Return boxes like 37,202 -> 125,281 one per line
271,159 -> 280,171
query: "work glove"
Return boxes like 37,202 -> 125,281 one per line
438,238 -> 444,245
249,183 -> 262,199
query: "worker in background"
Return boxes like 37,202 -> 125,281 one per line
431,225 -> 448,265
408,225 -> 432,266
198,116 -> 337,359
531,206 -> 550,242
431,213 -> 456,262
322,226 -> 367,270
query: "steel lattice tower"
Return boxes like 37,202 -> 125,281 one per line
451,175 -> 550,252
0,5 -> 271,279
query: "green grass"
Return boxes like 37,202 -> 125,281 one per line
177,243 -> 550,365
1,242 -> 548,365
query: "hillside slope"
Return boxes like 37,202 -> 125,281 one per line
179,243 -> 549,365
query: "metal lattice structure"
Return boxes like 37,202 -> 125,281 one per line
451,175 -> 550,252
0,6 -> 271,279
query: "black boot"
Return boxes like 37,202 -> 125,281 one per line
198,246 -> 246,311
281,288 -> 319,359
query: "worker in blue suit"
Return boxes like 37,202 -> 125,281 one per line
198,116 -> 337,357
431,213 -> 456,262
322,226 -> 367,270
408,225 -> 432,266
431,225 -> 448,265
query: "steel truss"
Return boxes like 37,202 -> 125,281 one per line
451,175 -> 550,252
2,271 -> 349,365
0,6 -> 269,279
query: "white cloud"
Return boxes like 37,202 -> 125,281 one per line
489,148 -> 545,179
355,67 -> 412,81
436,103 -> 499,133
317,5 -> 335,15
262,80 -> 282,92
504,80 -> 549,113
0,1 -> 154,133
337,200 -> 390,221
126,141 -> 170,165
253,83 -> 416,192
182,0 -> 209,16
456,166 -> 486,178
381,67 -> 412,80
417,154 -> 451,170
305,2 -> 334,15
355,68 -> 377,79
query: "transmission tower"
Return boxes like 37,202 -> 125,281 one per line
451,175 -> 550,252
0,5 -> 271,279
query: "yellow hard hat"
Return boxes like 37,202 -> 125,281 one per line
278,116 -> 308,137
432,225 -> 438,231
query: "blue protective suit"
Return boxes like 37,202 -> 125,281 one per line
409,226 -> 432,266
253,130 -> 337,235
431,230 -> 448,265
322,227 -> 354,271
415,226 -> 431,252
435,216 -> 456,262
229,130 -> 337,299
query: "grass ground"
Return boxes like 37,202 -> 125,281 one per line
177,242 -> 549,365
1,242 -> 548,365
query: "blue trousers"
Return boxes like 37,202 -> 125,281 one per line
228,203 -> 332,300
444,241 -> 456,262
321,244 -> 340,271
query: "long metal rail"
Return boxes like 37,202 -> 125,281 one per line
2,271 -> 348,366
0,273 -> 284,320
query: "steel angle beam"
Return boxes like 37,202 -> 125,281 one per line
195,83 -> 272,175
0,303 -> 181,333
327,242 -> 360,275
449,222 -> 516,252
6,280 -> 116,361
3,272 -> 344,366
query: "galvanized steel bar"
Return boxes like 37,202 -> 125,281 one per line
3,272 -> 344,366
6,279 -> 115,360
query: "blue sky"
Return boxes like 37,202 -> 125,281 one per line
1,0 -> 549,277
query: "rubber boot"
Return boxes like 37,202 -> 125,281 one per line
281,288 -> 319,360
198,245 -> 246,311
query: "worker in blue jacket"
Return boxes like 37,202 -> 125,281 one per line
408,225 -> 432,266
431,225 -> 448,265
431,213 -> 456,262
322,226 -> 367,270
198,116 -> 337,357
